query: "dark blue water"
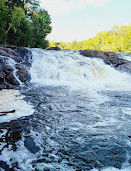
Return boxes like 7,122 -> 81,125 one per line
0,86 -> 131,171
0,50 -> 131,170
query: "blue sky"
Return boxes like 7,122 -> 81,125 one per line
40,0 -> 131,42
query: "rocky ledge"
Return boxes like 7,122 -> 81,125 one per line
0,45 -> 32,89
0,46 -> 131,90
80,50 -> 131,73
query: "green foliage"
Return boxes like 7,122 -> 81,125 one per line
31,9 -> 52,48
0,0 -> 7,44
7,6 -> 25,33
49,25 -> 131,52
0,0 -> 52,48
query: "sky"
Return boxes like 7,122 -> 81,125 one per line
40,0 -> 131,42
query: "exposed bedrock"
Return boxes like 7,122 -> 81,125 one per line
0,45 -> 31,89
80,50 -> 131,73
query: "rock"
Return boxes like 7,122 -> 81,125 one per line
103,59 -> 111,65
5,72 -> 20,85
24,136 -> 40,154
80,50 -> 119,60
15,47 -> 32,62
0,44 -> 17,49
0,47 -> 22,62
80,50 -> 131,73
16,64 -> 30,83
2,64 -> 19,86
80,50 -> 107,59
3,65 -> 13,75
0,46 -> 32,89
47,47 -> 61,50
0,59 -> 4,83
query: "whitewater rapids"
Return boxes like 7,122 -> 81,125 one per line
0,49 -> 131,171
30,49 -> 131,91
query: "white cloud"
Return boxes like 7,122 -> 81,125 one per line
40,0 -> 75,16
40,0 -> 111,16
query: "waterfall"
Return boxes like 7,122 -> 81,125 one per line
30,49 -> 131,91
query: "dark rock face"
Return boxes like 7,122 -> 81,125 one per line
80,50 -> 131,73
0,47 -> 22,62
15,47 -> 32,64
47,47 -> 61,50
16,64 -> 31,83
0,45 -> 31,89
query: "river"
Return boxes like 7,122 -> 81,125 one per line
0,49 -> 131,171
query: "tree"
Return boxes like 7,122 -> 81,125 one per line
0,0 -> 7,44
31,9 -> 52,48
49,25 -> 131,52
0,0 -> 52,48
6,6 -> 25,34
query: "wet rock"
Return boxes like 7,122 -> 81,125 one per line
1,64 -> 19,86
24,136 -> 40,154
80,50 -> 131,73
0,46 -> 22,62
47,47 -> 61,50
0,46 -> 32,89
15,47 -> 32,63
5,72 -> 20,85
16,64 -> 30,83
3,65 -> 13,75
103,59 -> 111,65
80,50 -> 107,59
0,161 -> 10,171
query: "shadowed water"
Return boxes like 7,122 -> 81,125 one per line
0,86 -> 131,170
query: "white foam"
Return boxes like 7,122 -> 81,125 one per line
92,167 -> 131,171
0,89 -> 34,123
0,137 -> 75,171
30,49 -> 131,91
122,108 -> 131,115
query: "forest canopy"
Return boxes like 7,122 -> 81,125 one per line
0,0 -> 52,48
49,25 -> 131,52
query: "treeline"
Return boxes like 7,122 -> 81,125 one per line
0,0 -> 52,48
49,25 -> 131,52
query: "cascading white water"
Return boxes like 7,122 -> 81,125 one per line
0,49 -> 131,171
30,49 -> 131,91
